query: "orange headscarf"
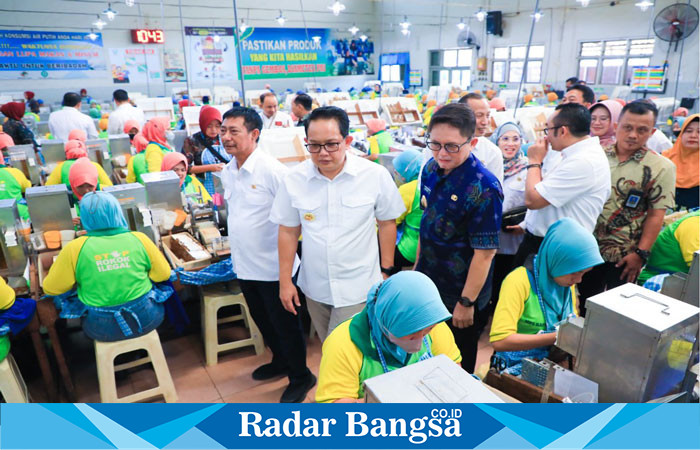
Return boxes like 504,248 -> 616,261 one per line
663,114 -> 699,189
68,157 -> 98,199
68,129 -> 87,142
132,133 -> 148,153
141,118 -> 168,147
65,140 -> 88,159
160,152 -> 188,186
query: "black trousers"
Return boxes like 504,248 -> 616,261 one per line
491,253 -> 516,307
512,231 -> 545,270
577,262 -> 625,316
394,246 -> 414,269
446,304 -> 489,374
238,279 -> 311,382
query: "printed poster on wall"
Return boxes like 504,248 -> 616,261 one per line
0,30 -> 108,80
163,48 -> 186,83
185,27 -> 238,85
236,27 -> 374,80
108,48 -> 162,84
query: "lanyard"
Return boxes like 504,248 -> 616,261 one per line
532,255 -> 571,332
370,329 -> 432,374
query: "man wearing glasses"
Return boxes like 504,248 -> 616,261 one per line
512,103 -> 611,267
271,106 -> 405,342
415,103 -> 503,373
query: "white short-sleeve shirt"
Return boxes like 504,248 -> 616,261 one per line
107,103 -> 146,136
48,107 -> 99,141
261,111 -> 293,129
524,137 -> 611,237
221,148 -> 299,281
270,152 -> 406,307
645,129 -> 673,154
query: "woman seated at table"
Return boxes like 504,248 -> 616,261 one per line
43,192 -> 171,342
126,133 -> 149,184
161,152 -> 212,204
144,117 -> 175,173
0,276 -> 36,362
45,140 -> 112,189
0,134 -> 31,220
392,148 -> 424,268
315,271 -> 461,403
489,218 -> 603,375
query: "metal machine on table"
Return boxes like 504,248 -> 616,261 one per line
102,183 -> 156,243
25,185 -> 74,234
84,139 -> 113,178
557,283 -> 699,403
660,251 -> 700,308
39,140 -> 66,172
0,200 -> 28,278
7,145 -> 41,185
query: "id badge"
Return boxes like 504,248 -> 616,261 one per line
624,189 -> 644,209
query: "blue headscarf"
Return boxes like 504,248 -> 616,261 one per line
489,122 -> 524,146
490,122 -> 528,178
535,218 -> 603,330
366,271 -> 451,365
392,148 -> 423,182
79,192 -> 129,233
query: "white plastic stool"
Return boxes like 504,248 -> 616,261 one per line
95,329 -> 177,403
201,287 -> 264,366
0,354 -> 29,403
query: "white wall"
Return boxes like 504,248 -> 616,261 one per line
380,0 -> 699,102
1,0 -> 381,104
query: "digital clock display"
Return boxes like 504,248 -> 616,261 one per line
131,29 -> 165,44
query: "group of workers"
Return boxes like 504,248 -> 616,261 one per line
0,79 -> 697,405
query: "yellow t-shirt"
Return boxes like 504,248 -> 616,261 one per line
1,167 -> 31,192
315,320 -> 461,403
45,161 -> 113,188
490,266 -> 578,342
0,276 -> 16,310
145,143 -> 170,173
396,180 -> 417,224
674,215 -> 700,268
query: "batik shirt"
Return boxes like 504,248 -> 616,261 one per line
415,154 -> 503,309
594,144 -> 676,263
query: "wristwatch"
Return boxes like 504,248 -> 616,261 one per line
459,296 -> 478,307
526,163 -> 542,170
381,266 -> 399,276
634,248 -> 651,262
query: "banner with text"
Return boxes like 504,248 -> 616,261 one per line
2,403 -> 699,449
185,27 -> 238,85
0,30 -> 108,80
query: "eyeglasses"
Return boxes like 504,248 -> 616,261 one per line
543,125 -> 565,136
425,135 -> 471,153
305,142 -> 342,153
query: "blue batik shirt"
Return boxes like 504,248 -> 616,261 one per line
415,153 -> 503,310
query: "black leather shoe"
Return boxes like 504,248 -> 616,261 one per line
252,363 -> 289,381
280,373 -> 317,403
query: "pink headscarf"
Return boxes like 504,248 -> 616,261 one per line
141,119 -> 168,147
132,133 -> 148,153
672,107 -> 689,118
68,129 -> 87,142
160,152 -> 189,186
65,140 -> 88,159
489,98 -> 506,111
366,118 -> 387,136
123,119 -> 141,135
68,157 -> 98,200
589,100 -> 623,147
0,132 -> 14,150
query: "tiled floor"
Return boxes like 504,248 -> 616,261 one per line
24,322 -> 493,404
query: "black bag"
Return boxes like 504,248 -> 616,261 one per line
501,206 -> 527,230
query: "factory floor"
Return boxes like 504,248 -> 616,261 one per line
24,321 -> 495,404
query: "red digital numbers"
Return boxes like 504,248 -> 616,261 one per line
131,29 -> 164,44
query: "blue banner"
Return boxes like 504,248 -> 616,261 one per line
0,30 -> 108,80
2,403 -> 699,449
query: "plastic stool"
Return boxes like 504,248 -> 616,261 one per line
95,330 -> 177,403
0,354 -> 29,403
201,287 -> 264,366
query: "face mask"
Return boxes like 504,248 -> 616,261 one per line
673,129 -> 681,138
386,330 -> 423,354
128,132 -> 136,140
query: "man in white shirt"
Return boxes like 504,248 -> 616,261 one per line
107,89 -> 145,136
513,103 -> 611,267
458,93 -> 505,183
271,106 -> 405,341
220,106 -> 314,403
259,92 -> 293,129
48,92 -> 99,141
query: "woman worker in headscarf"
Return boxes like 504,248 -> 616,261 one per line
0,133 -> 31,220
143,117 -> 175,174
663,114 -> 699,210
489,218 -> 603,375
123,119 -> 141,141
391,148 -> 424,268
316,271 -> 460,403
160,152 -> 212,204
589,100 -> 623,147
43,192 -> 172,341
181,106 -> 229,196
126,133 -> 149,184
45,140 -> 112,189
365,118 -> 394,162
24,91 -> 40,114
0,102 -> 36,147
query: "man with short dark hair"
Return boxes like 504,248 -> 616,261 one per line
271,106 -> 405,341
562,84 -> 595,108
220,106 -> 315,403
259,92 -> 293,129
578,101 -> 676,308
455,93 -> 504,182
416,102 -> 503,373
565,77 -> 580,90
512,103 -> 611,266
107,89 -> 145,135
48,92 -> 98,141
291,94 -> 313,127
